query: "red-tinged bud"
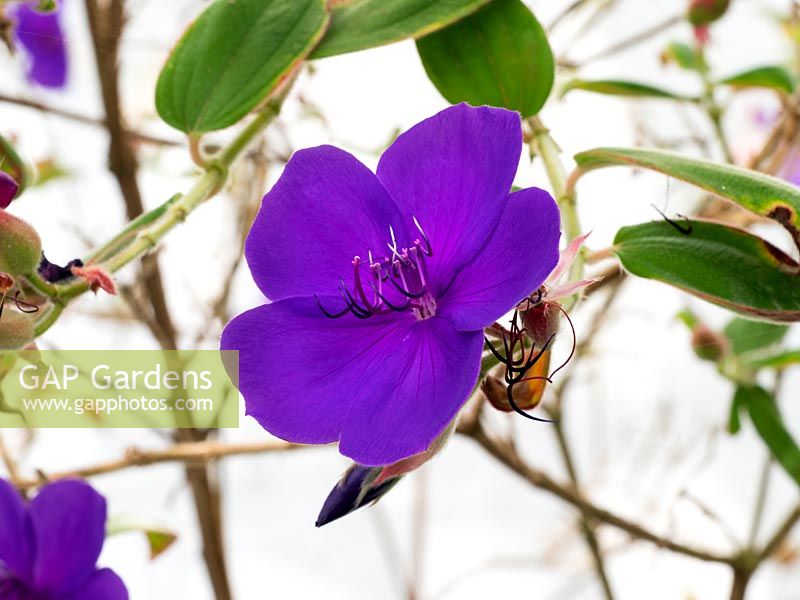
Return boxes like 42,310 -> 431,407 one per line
691,323 -> 729,362
0,171 -> 18,209
0,210 -> 42,277
482,375 -> 512,412
0,309 -> 35,350
70,264 -> 117,295
688,0 -> 730,27
522,301 -> 561,348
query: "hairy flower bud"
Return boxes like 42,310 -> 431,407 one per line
691,323 -> 729,362
0,209 -> 42,276
688,0 -> 730,27
0,171 -> 19,209
0,309 -> 35,350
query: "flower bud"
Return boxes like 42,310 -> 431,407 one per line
0,209 -> 42,276
482,350 -> 551,412
691,323 -> 728,362
522,301 -> 561,349
0,171 -> 19,209
0,309 -> 35,350
688,0 -> 730,27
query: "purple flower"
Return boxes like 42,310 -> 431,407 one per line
0,478 -> 128,599
11,1 -> 67,89
222,104 -> 561,466
0,172 -> 19,209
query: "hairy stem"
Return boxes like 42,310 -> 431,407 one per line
527,116 -> 585,309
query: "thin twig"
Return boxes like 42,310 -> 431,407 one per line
0,92 -> 179,147
457,419 -> 735,566
15,439 -> 305,491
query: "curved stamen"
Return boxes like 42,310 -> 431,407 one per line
386,272 -> 426,299
315,294 -> 350,319
339,279 -> 372,319
368,282 -> 411,312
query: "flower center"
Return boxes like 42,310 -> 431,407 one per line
316,217 -> 436,321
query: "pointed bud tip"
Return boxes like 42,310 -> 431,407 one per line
0,172 -> 19,210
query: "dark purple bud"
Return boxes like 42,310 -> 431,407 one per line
0,171 -> 19,209
38,255 -> 83,283
316,464 -> 401,527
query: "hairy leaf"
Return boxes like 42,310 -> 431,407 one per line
561,79 -> 698,102
312,0 -> 491,59
736,385 -> 800,488
575,147 -> 800,246
156,0 -> 329,133
719,66 -> 795,94
613,220 -> 800,322
416,0 -> 553,117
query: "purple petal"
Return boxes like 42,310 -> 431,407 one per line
65,569 -> 128,600
376,104 -> 522,294
440,187 -> 561,331
221,298 -> 482,465
12,1 -> 68,89
0,172 -> 20,209
0,480 -> 33,579
221,297 -> 413,445
30,480 -> 106,595
245,146 -> 408,301
339,316 -> 483,466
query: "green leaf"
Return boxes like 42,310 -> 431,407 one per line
728,392 -> 743,434
613,220 -> 800,322
561,79 -> 698,102
736,385 -> 800,488
107,516 -> 178,560
661,42 -> 701,71
156,0 -> 329,134
311,0 -> 491,59
719,66 -> 795,95
745,350 -> 800,371
574,147 -> 800,246
723,318 -> 788,356
416,0 -> 553,117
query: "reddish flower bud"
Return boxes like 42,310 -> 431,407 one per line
0,209 -> 42,276
0,309 -> 35,350
0,171 -> 19,209
70,264 -> 117,295
688,0 -> 730,27
691,323 -> 729,362
522,301 -> 561,348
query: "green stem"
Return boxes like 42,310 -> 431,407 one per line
697,46 -> 734,164
28,88 -> 290,335
527,116 -> 585,309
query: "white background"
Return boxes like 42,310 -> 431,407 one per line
1,0 -> 799,598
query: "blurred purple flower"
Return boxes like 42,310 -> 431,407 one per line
222,104 -> 561,467
0,172 -> 19,209
11,0 -> 67,89
0,478 -> 128,599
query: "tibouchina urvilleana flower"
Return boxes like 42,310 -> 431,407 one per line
0,478 -> 128,599
9,0 -> 67,89
222,103 -> 561,469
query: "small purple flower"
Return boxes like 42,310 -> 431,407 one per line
0,478 -> 128,599
10,1 -> 67,89
0,172 -> 19,209
222,104 -> 561,466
